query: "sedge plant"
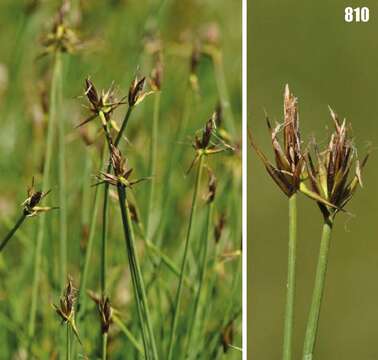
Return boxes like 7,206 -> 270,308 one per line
300,108 -> 369,360
250,85 -> 304,360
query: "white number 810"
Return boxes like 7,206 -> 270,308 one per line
345,7 -> 369,23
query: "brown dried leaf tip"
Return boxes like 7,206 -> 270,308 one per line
250,84 -> 305,197
128,75 -> 154,107
300,107 -> 369,218
53,276 -> 82,344
76,78 -> 126,128
22,177 -> 57,217
40,0 -> 82,56
96,145 -> 150,188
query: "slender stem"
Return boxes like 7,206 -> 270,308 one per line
146,92 -> 161,240
28,51 -> 60,342
100,106 -> 133,296
99,106 -> 133,358
302,216 -> 334,360
112,314 -> 144,356
0,213 -> 26,252
56,52 -> 67,289
185,201 -> 213,358
77,148 -> 105,320
282,193 -> 297,360
167,154 -> 204,360
117,184 -> 159,359
66,323 -> 71,360
102,332 -> 108,360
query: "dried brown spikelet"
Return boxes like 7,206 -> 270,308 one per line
250,84 -> 305,197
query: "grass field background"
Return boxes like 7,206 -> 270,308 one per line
0,0 -> 242,358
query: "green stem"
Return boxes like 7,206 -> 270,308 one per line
99,106 -> 132,358
100,106 -> 133,296
66,323 -> 71,360
185,202 -> 213,358
113,314 -> 144,356
102,332 -> 108,360
56,52 -> 67,289
283,193 -> 297,360
0,213 -> 26,252
117,184 -> 159,360
77,146 -> 106,321
167,154 -> 204,360
302,217 -> 334,360
146,92 -> 161,240
28,51 -> 60,342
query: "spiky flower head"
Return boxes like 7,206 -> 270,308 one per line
76,78 -> 126,128
187,113 -> 232,173
40,1 -> 82,56
22,177 -> 57,217
301,108 -> 369,218
251,84 -> 305,197
87,291 -> 112,334
128,75 -> 154,107
53,276 -> 81,343
96,145 -> 149,188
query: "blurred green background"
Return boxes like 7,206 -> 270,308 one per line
0,0 -> 242,358
248,1 -> 378,359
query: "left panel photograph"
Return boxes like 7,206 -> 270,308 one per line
0,0 -> 242,359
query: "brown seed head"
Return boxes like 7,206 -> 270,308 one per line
40,1 -> 81,55
99,297 -> 112,334
22,177 -> 56,217
205,169 -> 217,203
128,75 -> 154,107
77,78 -> 126,128
96,145 -> 149,188
54,276 -> 76,323
150,54 -> 164,91
301,108 -> 369,218
250,84 -> 305,197
214,212 -> 226,243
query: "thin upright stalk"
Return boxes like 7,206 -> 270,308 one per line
185,201 -> 213,358
146,92 -> 161,240
167,154 -> 204,360
57,52 -> 67,289
28,51 -> 60,342
117,184 -> 159,360
102,333 -> 108,360
66,323 -> 71,360
0,213 -> 26,252
302,217 -> 334,360
98,106 -> 132,359
100,106 -> 133,295
283,193 -> 297,360
77,148 -> 105,320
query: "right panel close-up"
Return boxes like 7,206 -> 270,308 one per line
248,2 -> 378,359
